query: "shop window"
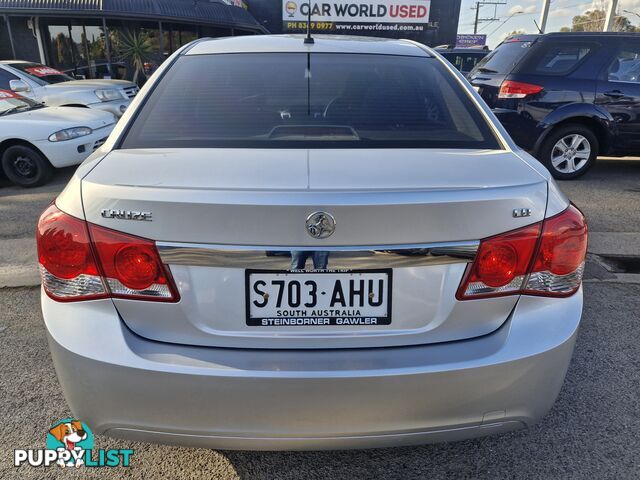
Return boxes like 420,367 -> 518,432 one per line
43,19 -> 108,79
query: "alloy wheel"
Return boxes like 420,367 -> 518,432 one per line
550,134 -> 591,174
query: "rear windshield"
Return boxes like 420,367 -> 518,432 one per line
440,52 -> 487,72
472,41 -> 532,74
121,53 -> 500,149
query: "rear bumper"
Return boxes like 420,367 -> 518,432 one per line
43,288 -> 582,450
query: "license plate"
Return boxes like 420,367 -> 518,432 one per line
246,269 -> 392,327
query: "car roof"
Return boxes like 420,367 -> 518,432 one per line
186,34 -> 432,57
435,48 -> 489,54
0,60 -> 32,65
543,31 -> 640,37
504,32 -> 639,44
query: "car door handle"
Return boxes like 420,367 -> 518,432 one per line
603,90 -> 624,98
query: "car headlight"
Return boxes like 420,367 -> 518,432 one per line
95,89 -> 125,102
48,127 -> 93,142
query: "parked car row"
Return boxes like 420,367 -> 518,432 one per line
469,32 -> 640,179
0,61 -> 138,118
0,61 -> 139,187
5,32 -> 640,188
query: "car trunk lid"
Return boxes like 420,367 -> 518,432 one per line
80,148 -> 547,349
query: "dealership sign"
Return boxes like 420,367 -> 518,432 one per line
283,1 -> 432,32
455,34 -> 486,48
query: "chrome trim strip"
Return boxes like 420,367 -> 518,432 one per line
157,241 -> 479,269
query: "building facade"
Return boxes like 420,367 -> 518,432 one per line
1,1 -> 461,83
0,0 -> 266,81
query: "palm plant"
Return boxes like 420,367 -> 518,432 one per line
118,30 -> 154,84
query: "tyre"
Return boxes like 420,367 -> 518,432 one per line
1,145 -> 53,188
537,124 -> 598,180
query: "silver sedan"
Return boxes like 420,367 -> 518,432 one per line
39,35 -> 587,450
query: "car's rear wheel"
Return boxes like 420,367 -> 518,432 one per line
538,124 -> 598,180
1,145 -> 53,188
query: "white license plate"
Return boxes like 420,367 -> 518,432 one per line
246,269 -> 392,327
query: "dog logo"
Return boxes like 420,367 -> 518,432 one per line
46,419 -> 93,468
14,418 -> 134,468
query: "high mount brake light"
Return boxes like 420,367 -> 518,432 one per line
37,204 -> 179,302
498,80 -> 543,99
457,205 -> 587,300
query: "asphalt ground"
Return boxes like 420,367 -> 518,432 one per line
1,283 -> 638,479
0,157 -> 639,479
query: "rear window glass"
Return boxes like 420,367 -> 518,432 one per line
121,53 -> 500,150
472,41 -> 531,74
517,42 -> 596,76
440,52 -> 487,73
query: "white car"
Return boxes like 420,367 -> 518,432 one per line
40,35 -> 587,450
0,61 -> 138,118
0,90 -> 115,187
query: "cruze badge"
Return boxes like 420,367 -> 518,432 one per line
101,209 -> 153,221
305,212 -> 336,239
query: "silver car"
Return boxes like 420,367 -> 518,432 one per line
39,35 -> 587,450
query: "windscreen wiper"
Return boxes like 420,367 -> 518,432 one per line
0,106 -> 26,117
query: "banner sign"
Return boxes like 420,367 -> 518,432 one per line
25,66 -> 64,77
455,34 -> 486,48
283,1 -> 432,33
0,89 -> 19,99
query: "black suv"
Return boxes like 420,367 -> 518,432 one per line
469,32 -> 640,179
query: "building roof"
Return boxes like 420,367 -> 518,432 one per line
0,0 -> 265,31
187,34 -> 433,57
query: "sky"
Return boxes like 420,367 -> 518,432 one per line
457,0 -> 640,47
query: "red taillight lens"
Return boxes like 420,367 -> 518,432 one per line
476,243 -> 518,287
37,205 -> 106,301
531,206 -> 588,276
458,205 -> 587,300
498,80 -> 543,99
457,223 -> 541,299
114,246 -> 159,290
524,205 -> 587,296
89,224 -> 178,300
37,204 -> 178,302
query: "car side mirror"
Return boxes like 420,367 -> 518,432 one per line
9,79 -> 30,93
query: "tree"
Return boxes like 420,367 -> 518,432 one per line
562,1 -> 637,32
116,30 -> 153,84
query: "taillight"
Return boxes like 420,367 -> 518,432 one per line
523,205 -> 588,296
498,80 -> 543,99
457,205 -> 587,300
37,205 -> 106,301
37,204 -> 179,302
